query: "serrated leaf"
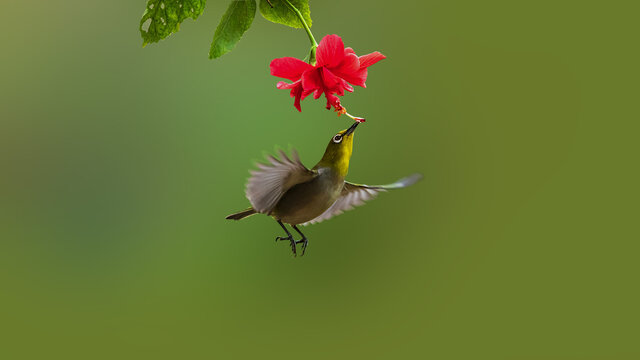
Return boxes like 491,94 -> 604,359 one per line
259,0 -> 311,29
210,1 -> 257,59
140,0 -> 207,46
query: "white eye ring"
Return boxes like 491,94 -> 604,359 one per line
333,134 -> 343,143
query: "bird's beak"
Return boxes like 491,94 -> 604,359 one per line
345,121 -> 359,136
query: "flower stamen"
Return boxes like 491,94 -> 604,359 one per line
345,111 -> 366,123
333,104 -> 365,122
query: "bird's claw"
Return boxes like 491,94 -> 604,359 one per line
295,238 -> 308,256
275,235 -> 293,242
275,235 -> 297,256
289,239 -> 297,257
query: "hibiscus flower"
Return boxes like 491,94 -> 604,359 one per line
270,34 -> 386,112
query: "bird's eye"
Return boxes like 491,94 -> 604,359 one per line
333,134 -> 343,143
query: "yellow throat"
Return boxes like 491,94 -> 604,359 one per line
316,126 -> 356,177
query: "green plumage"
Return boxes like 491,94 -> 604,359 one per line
226,122 -> 421,256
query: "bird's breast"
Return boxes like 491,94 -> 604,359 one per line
272,170 -> 344,225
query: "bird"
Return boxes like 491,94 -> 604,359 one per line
225,121 -> 422,256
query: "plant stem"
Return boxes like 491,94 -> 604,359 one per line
282,0 -> 318,49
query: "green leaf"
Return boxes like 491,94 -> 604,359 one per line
140,0 -> 207,46
210,1 -> 257,59
259,0 -> 312,29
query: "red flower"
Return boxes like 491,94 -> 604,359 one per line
270,34 -> 386,112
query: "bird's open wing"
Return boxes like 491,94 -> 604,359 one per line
246,149 -> 317,214
302,173 -> 423,225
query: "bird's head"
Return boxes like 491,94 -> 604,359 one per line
317,121 -> 360,176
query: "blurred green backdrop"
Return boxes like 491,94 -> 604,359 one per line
1,1 -> 638,359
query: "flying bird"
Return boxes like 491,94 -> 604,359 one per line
226,121 -> 422,256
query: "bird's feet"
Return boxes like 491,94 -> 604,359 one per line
275,234 -> 292,242
295,237 -> 308,256
275,235 -> 297,256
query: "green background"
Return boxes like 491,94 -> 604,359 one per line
1,1 -> 638,358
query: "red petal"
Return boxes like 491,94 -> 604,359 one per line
275,80 -> 304,112
325,92 -> 341,110
301,89 -> 314,100
316,35 -> 345,68
270,57 -> 313,81
302,68 -> 324,99
276,80 -> 298,89
341,78 -> 354,93
358,51 -> 386,69
321,67 -> 341,89
339,68 -> 368,88
302,68 -> 323,92
344,47 -> 356,56
292,85 -> 303,112
333,53 -> 360,75
292,88 -> 303,111
287,86 -> 301,111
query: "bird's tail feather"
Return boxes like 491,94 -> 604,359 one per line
225,207 -> 257,220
